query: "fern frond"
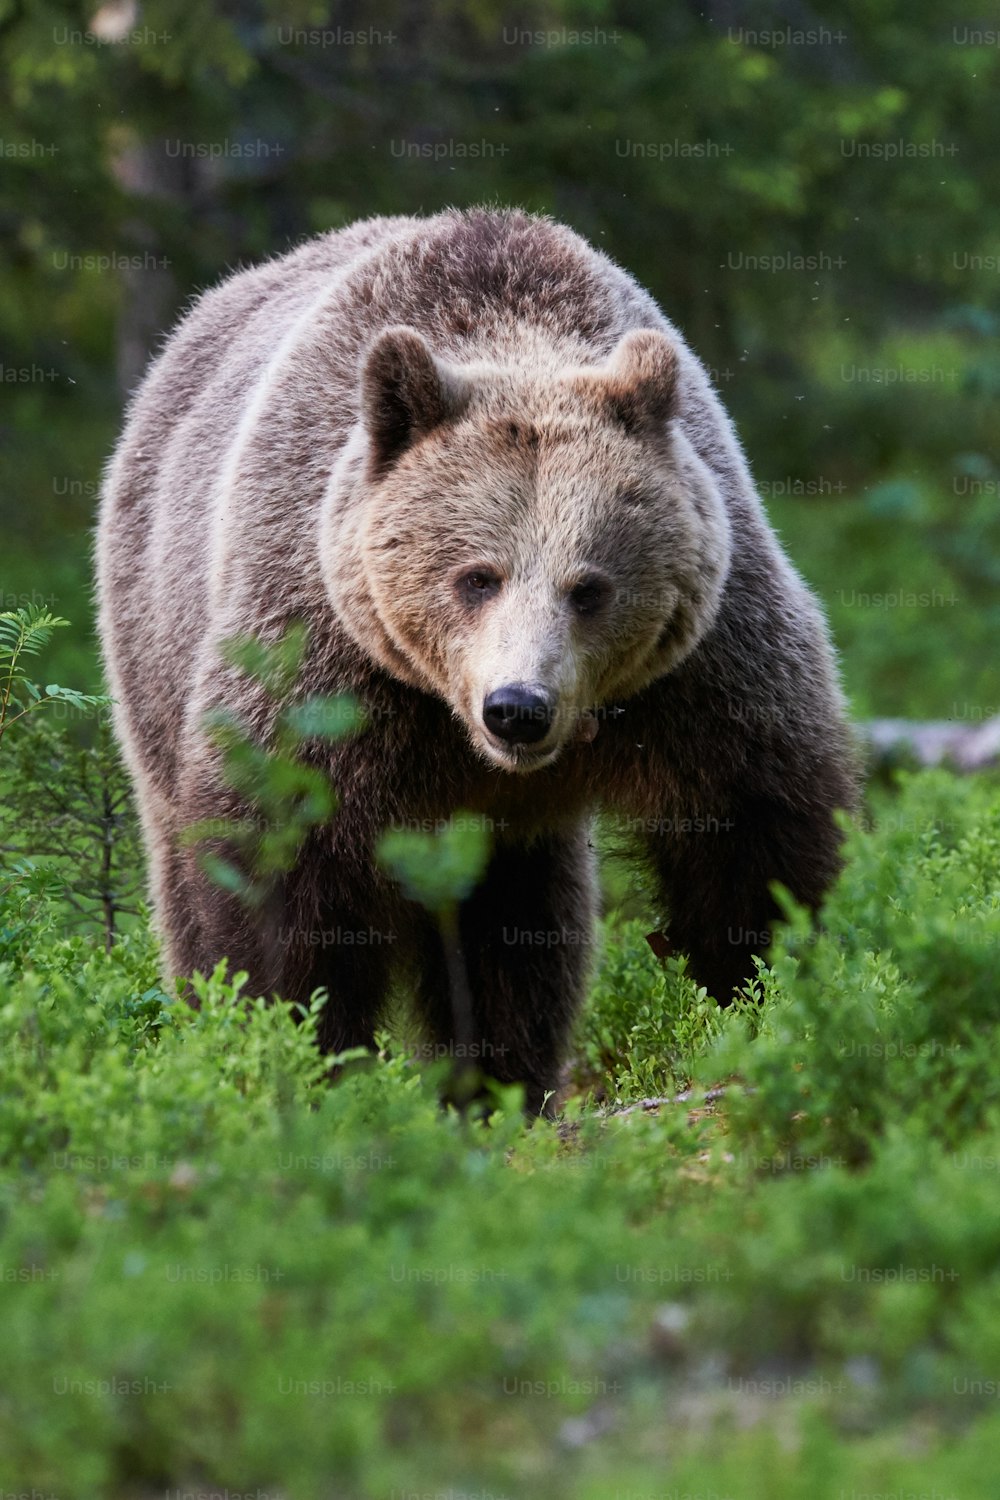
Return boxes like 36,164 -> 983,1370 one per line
0,608 -> 69,663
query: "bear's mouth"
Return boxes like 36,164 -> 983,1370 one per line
478,736 -> 563,774
476,709 -> 600,774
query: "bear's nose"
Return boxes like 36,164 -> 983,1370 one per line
482,685 -> 553,746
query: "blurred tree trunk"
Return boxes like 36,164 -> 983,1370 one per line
111,136 -> 192,396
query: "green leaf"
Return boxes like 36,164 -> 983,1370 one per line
282,694 -> 365,742
198,852 -> 250,897
0,607 -> 69,660
221,626 -> 308,698
377,813 -> 492,914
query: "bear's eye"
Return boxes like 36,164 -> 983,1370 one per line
459,570 -> 502,601
568,577 -> 610,617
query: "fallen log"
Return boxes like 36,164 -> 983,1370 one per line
860,714 -> 1000,772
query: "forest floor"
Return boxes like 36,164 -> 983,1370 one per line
1,767 -> 999,1497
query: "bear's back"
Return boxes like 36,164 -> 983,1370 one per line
96,214 -> 418,791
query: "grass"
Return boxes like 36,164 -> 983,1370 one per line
1,766 -> 999,1496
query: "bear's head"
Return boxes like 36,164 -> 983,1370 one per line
323,325 -> 732,773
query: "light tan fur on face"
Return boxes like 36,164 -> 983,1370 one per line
322,328 -> 731,773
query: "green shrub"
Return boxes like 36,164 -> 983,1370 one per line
575,919 -> 729,1102
2,740 -> 1000,1494
695,770 -> 1000,1163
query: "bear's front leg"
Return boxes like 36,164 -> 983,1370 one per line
413,829 -> 597,1116
645,791 -> 850,1002
166,770 -> 393,1049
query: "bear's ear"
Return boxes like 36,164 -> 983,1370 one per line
361,326 -> 471,475
570,329 -> 679,433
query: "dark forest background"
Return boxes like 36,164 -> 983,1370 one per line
3,0 -> 999,721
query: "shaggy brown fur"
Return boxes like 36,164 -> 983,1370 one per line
96,208 -> 859,1113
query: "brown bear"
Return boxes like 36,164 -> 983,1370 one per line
96,207 -> 858,1112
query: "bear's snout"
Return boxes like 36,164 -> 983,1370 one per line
482,684 -> 554,746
